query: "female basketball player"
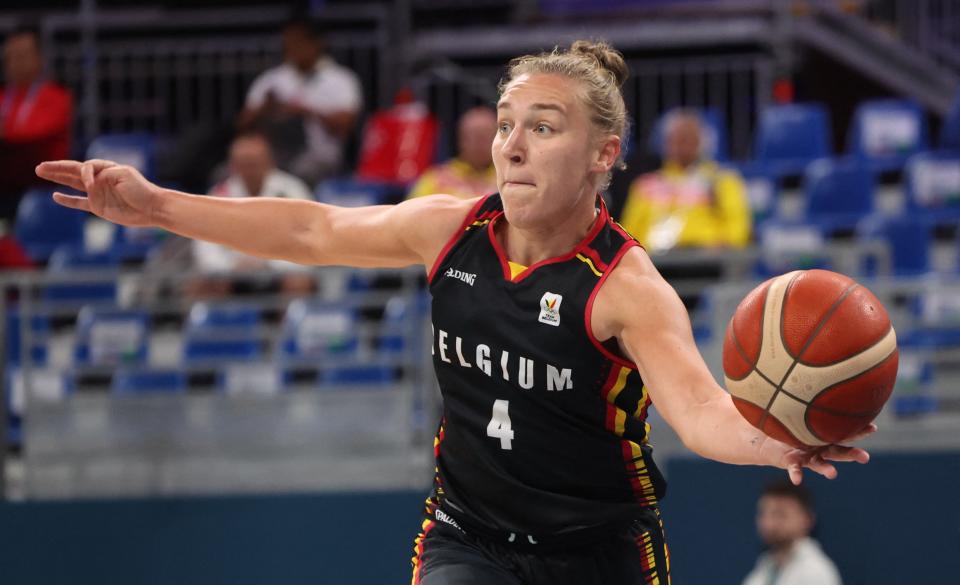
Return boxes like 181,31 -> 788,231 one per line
37,41 -> 872,585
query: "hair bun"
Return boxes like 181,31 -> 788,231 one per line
570,40 -> 628,88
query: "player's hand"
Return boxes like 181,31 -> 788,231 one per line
777,423 -> 876,485
36,160 -> 163,227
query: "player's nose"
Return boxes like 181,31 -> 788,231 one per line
498,126 -> 526,165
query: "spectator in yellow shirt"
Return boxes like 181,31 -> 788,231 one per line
407,106 -> 497,199
620,109 -> 751,253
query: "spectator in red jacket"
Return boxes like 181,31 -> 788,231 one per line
0,26 -> 73,222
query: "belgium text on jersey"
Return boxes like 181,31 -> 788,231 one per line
432,326 -> 574,391
444,267 -> 477,286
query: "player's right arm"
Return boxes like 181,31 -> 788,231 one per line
36,159 -> 475,270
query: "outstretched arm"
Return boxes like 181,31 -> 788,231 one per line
592,247 -> 872,484
37,159 -> 475,269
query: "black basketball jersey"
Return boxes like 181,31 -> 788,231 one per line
426,193 -> 667,542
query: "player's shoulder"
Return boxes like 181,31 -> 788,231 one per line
594,246 -> 678,324
396,193 -> 483,226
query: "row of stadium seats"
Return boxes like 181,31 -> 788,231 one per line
4,294 -> 426,447
8,296 -> 422,371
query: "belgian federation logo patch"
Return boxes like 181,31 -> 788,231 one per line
538,292 -> 563,326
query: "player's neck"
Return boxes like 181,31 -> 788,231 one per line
500,195 -> 599,266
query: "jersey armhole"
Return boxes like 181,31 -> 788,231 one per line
427,194 -> 491,284
584,240 -> 641,370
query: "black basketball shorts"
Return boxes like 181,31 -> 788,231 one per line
410,512 -> 670,585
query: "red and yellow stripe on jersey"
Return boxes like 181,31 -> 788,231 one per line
599,364 -> 659,507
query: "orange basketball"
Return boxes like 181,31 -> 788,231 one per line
722,269 -> 898,448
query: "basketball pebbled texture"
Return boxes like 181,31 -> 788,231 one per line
723,269 -> 898,448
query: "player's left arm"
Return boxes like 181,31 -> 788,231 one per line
592,247 -> 871,484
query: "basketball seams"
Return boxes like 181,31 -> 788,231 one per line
759,280 -> 859,430
757,272 -> 806,430
805,348 -> 899,417
793,324 -> 895,368
726,327 -> 779,386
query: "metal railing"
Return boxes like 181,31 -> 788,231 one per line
860,0 -> 960,71
413,54 -> 774,161
0,4 -> 394,144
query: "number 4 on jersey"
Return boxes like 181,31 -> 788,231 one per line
486,399 -> 514,450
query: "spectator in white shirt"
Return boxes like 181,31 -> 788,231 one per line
239,17 -> 362,184
188,131 -> 316,299
742,481 -> 842,585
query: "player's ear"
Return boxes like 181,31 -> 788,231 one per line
592,135 -> 620,173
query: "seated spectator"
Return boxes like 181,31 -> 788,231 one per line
0,26 -> 72,222
187,131 -> 315,299
619,109 -> 751,253
742,481 -> 842,585
238,17 -> 362,185
407,106 -> 497,199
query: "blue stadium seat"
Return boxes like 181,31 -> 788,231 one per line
14,188 -> 86,262
86,133 -> 157,180
111,226 -> 166,262
941,87 -> 960,150
847,99 -> 928,172
315,178 -> 400,207
112,368 -> 187,395
857,215 -> 933,277
648,107 -> 729,162
6,310 -> 49,367
183,303 -> 264,366
753,103 -> 832,178
904,151 -> 960,224
43,246 -> 120,304
186,302 -> 261,332
321,365 -> 395,386
73,307 -> 150,366
183,338 -> 262,364
280,300 -> 358,358
378,292 -> 430,354
803,158 -> 875,232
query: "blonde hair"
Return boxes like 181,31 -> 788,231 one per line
499,40 -> 630,190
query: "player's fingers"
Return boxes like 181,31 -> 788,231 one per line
36,170 -> 87,192
36,161 -> 84,188
821,445 -> 870,464
844,423 -> 878,443
787,463 -> 804,485
805,454 -> 838,480
80,161 -> 96,193
52,192 -> 92,213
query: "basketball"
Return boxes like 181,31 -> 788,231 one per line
722,269 -> 898,448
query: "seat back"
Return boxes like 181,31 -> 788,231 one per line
848,99 -> 928,171
803,158 -> 875,230
86,133 -> 157,179
74,307 -> 150,366
14,189 -> 86,262
753,103 -> 832,176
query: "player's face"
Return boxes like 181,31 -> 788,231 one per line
756,495 -> 814,550
493,73 -> 617,229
